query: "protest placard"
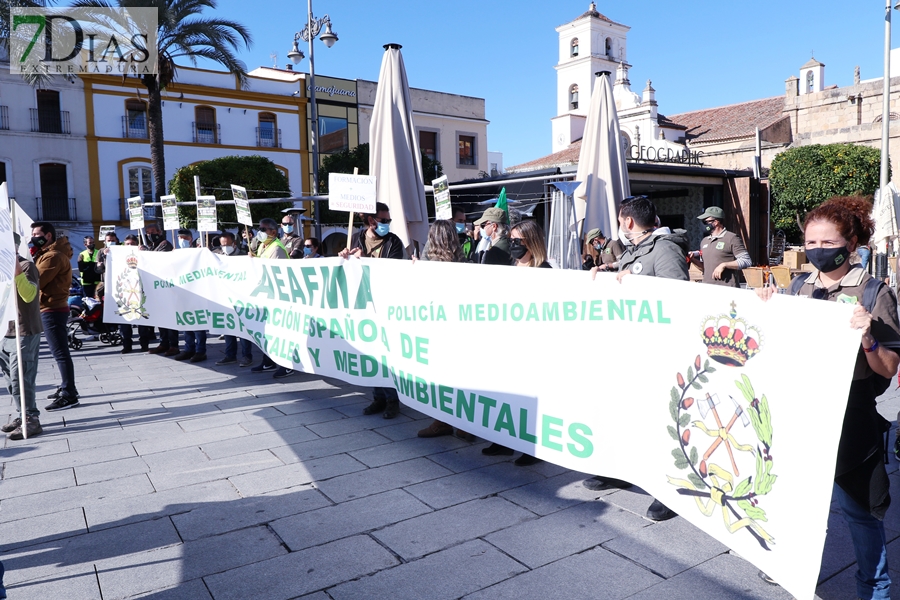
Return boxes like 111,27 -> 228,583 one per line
432,175 -> 451,221
328,173 -> 376,214
127,196 -> 144,230
196,195 -> 218,232
231,185 -> 253,227
161,195 -> 179,231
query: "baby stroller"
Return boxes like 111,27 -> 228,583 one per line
67,297 -> 121,349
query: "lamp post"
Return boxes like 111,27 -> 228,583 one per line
881,1 -> 900,192
288,1 -> 338,241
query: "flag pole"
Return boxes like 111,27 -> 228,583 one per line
9,201 -> 27,439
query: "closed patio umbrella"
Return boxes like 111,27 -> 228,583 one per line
574,71 -> 630,241
369,43 -> 428,253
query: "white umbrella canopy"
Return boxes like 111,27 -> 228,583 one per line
574,71 -> 631,240
369,43 -> 428,253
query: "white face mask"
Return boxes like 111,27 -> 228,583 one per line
178,238 -> 191,249
105,241 -> 116,247
618,229 -> 632,247
222,245 -> 235,255
256,231 -> 269,243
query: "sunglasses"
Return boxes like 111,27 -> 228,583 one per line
281,222 -> 292,226
510,238 -> 524,246
304,244 -> 314,248
373,217 -> 392,224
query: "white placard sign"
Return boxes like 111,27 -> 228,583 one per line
161,195 -> 179,231
328,173 -> 376,213
127,196 -> 145,230
432,175 -> 451,221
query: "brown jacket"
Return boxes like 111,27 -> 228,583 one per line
34,235 -> 73,311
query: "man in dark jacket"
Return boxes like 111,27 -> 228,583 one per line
31,222 -> 79,410
145,223 -> 173,252
585,196 -> 689,521
474,207 -> 510,265
340,202 -> 405,418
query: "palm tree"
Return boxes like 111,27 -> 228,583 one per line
72,0 -> 252,207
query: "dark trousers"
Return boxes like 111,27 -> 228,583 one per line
119,324 -> 154,351
41,310 -> 76,394
82,284 -> 97,299
374,387 -> 399,402
157,328 -> 179,350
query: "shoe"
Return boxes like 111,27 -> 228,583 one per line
758,571 -> 778,586
646,499 -> 676,521
418,420 -> 454,438
482,443 -> 514,456
455,429 -> 476,442
173,350 -> 195,361
164,348 -> 180,357
514,454 -> 541,466
362,399 -> 386,415
582,476 -> 633,491
139,345 -> 149,352
47,388 -> 79,401
148,345 -> 169,355
216,357 -> 237,366
273,368 -> 293,379
8,416 -> 42,440
383,400 -> 400,419
121,347 -> 133,354
1,417 -> 22,433
239,357 -> 253,367
45,393 -> 80,412
251,363 -> 276,373
189,353 -> 207,363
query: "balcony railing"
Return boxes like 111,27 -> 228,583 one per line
0,106 -> 8,130
192,122 -> 220,144
121,115 -> 148,139
30,109 -> 71,134
256,127 -> 281,148
36,197 -> 76,221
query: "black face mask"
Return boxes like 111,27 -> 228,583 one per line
148,233 -> 161,245
806,246 -> 850,273
31,235 -> 48,249
703,224 -> 713,234
85,243 -> 94,250
509,241 -> 529,260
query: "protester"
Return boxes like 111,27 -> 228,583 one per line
214,232 -> 254,367
303,237 -> 322,259
31,222 -> 79,410
118,235 -> 153,354
280,214 -> 305,259
250,219 -> 292,376
585,196 -> 689,521
172,230 -> 206,363
340,202 -> 405,417
78,235 -> 101,298
148,227 -> 180,356
415,220 -> 474,439
690,206 -> 751,287
1,233 -> 43,440
453,207 -> 477,262
581,228 -> 624,272
145,223 -> 173,252
474,207 -> 510,265
757,196 -> 900,599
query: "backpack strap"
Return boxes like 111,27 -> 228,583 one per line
861,275 -> 888,314
788,272 -> 808,296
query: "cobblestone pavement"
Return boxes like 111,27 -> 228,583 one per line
2,337 -> 899,599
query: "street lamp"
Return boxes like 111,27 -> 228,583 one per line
880,0 -> 900,192
290,2 -> 339,241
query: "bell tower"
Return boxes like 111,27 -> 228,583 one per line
551,3 -> 631,153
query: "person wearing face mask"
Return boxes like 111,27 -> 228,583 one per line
584,196 -> 688,521
147,224 -> 180,357
78,236 -> 102,299
473,207 -> 511,265
213,232 -> 254,367
171,230 -> 208,363
30,222 -> 80,410
144,223 -> 173,252
280,213 -> 305,259
581,228 -> 624,272
453,207 -> 477,262
339,202 -> 405,417
757,196 -> 900,599
302,237 -> 322,259
249,219 -> 291,376
691,206 -> 751,287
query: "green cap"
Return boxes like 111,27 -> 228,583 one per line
697,206 -> 725,221
585,228 -> 604,243
474,207 -> 507,226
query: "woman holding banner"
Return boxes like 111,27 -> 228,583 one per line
757,196 -> 900,600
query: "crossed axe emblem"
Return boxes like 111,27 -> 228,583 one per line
697,392 -> 751,476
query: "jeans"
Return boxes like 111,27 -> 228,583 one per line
119,324 -> 153,351
834,482 -> 891,599
223,335 -> 252,360
41,311 -> 76,395
0,334 -> 40,418
184,330 -> 207,354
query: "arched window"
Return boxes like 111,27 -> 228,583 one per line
194,106 -> 218,144
257,112 -> 278,147
124,99 -> 147,138
806,70 -> 814,93
571,38 -> 579,57
605,37 -> 613,58
570,85 -> 579,110
620,131 -> 631,154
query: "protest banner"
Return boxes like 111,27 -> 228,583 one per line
196,195 -> 218,232
127,196 -> 145,230
0,184 -> 23,435
104,248 -> 861,600
432,175 -> 451,221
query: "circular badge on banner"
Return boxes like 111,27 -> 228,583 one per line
632,262 -> 643,274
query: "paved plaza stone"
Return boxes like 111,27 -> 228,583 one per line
2,337 -> 900,599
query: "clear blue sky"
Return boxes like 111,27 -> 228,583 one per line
203,0 -> 893,168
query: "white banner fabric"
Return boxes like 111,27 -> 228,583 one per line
104,248 -> 862,600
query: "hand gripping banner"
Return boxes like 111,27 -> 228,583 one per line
105,247 -> 862,599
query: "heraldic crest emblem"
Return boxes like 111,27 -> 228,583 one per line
113,252 -> 149,321
666,302 -> 776,550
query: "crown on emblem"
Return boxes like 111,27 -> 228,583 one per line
701,302 -> 762,367
125,254 -> 139,269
